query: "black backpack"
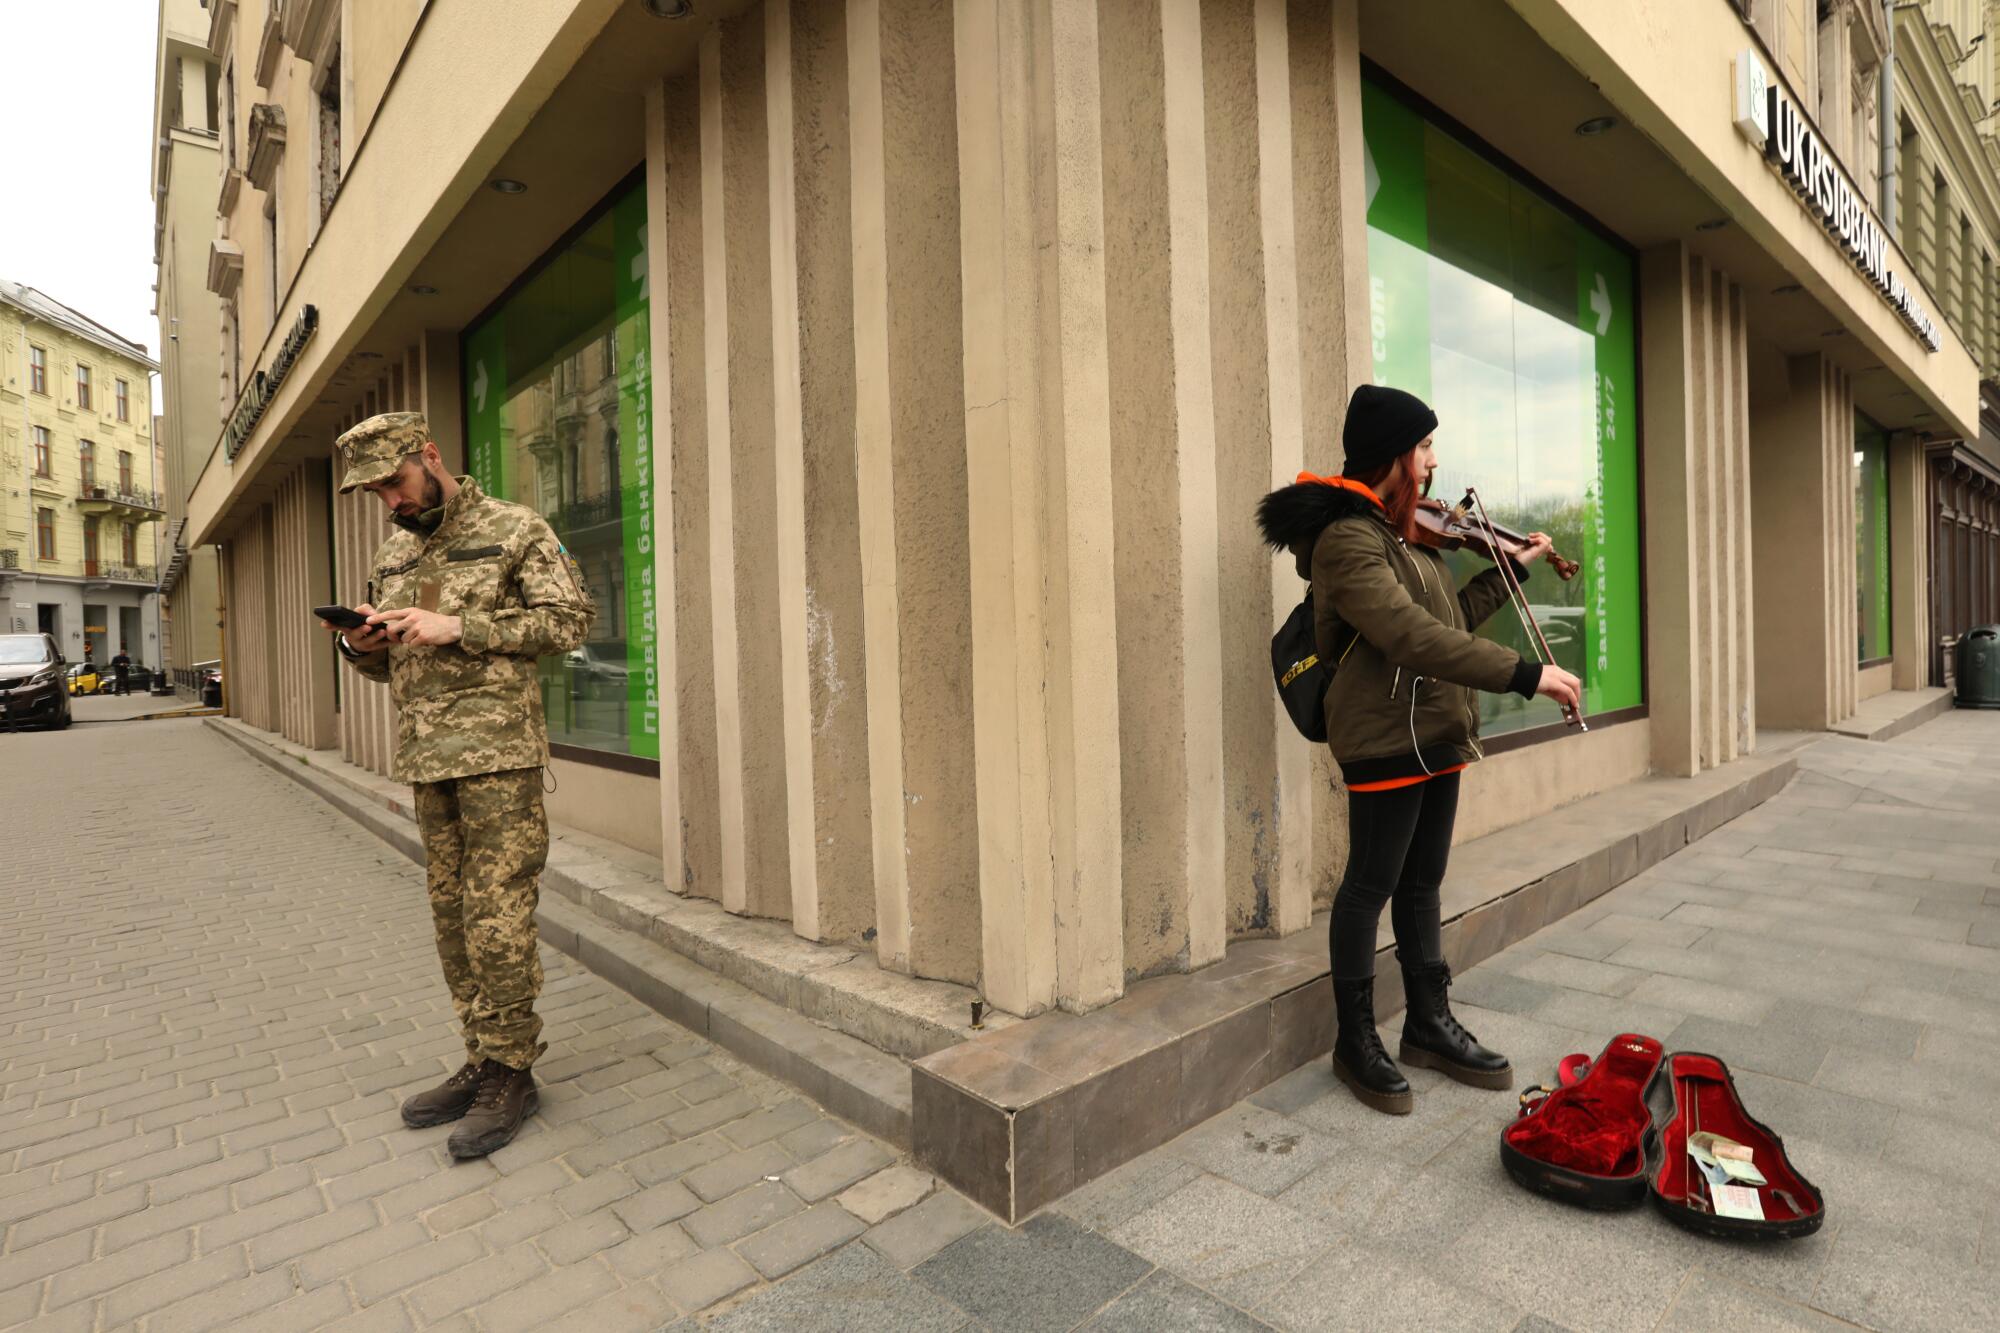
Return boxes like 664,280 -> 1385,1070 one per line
1272,590 -> 1333,743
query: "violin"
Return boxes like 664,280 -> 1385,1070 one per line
1413,486 -> 1587,731
1414,493 -> 1580,581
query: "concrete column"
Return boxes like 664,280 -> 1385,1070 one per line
1288,0 -> 1368,903
1690,259 -> 1720,770
644,80 -> 686,903
1686,258 -> 1755,766
720,9 -> 796,923
1889,433 -> 1929,690
1751,353 -> 1848,730
664,71 -> 725,902
1043,0 -> 1125,1010
1254,0 -> 1310,937
1640,244 -> 1701,777
1095,0 -> 1226,978
1726,280 -> 1755,756
701,26 -> 752,917
297,460 -> 336,749
420,332 -> 464,474
955,0 -> 1126,1014
1203,0 -> 1282,937
848,0 -> 910,970
956,0 -> 1057,1014
763,0 -> 829,940
852,0 -> 979,982
776,0 -> 876,945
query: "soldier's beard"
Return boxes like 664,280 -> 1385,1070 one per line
392,471 -> 449,534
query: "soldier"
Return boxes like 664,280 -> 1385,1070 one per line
323,411 -> 593,1158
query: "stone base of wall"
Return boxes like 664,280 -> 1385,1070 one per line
910,750 -> 1800,1222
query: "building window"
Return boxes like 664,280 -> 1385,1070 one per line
76,363 -> 93,410
79,439 -> 97,487
266,192 -> 280,328
1856,418 -> 1891,664
116,379 -> 130,422
36,508 -> 55,560
318,51 -> 342,222
119,450 -> 133,493
28,344 -> 47,394
462,174 -> 653,762
1363,72 -> 1643,736
224,61 -> 237,170
31,426 -> 51,477
83,519 -> 100,571
122,522 -> 138,566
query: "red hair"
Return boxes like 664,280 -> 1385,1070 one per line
1343,451 -> 1424,543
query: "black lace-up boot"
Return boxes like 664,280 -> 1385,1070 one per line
1396,952 -> 1512,1089
446,1060 -> 539,1159
1331,977 -> 1413,1114
399,1061 -> 485,1129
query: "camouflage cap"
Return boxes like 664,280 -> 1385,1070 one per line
335,411 -> 431,493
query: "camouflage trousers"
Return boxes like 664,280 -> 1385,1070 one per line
412,767 -> 548,1071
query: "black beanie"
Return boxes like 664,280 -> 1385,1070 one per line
1341,384 -> 1437,475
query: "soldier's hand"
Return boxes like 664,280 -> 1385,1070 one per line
329,603 -> 393,652
369,606 -> 463,647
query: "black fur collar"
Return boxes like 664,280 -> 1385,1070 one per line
1256,479 -> 1382,551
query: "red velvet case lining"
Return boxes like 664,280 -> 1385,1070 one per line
1503,1034 -> 1662,1178
1652,1054 -> 1818,1224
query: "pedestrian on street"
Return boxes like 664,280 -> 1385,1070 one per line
111,646 -> 132,695
323,412 -> 594,1158
1257,385 -> 1583,1116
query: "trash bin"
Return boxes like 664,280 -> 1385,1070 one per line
1956,626 -> 2000,709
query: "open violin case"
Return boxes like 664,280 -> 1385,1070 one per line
1500,1035 -> 1825,1238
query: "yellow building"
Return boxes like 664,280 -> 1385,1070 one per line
0,281 -> 162,668
154,0 -> 228,691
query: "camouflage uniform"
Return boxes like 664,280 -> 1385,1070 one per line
335,412 -> 594,1071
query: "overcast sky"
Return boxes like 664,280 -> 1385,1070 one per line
0,2 -> 164,370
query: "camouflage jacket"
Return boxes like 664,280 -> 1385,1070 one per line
344,478 -> 594,784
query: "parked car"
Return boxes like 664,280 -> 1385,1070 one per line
0,634 -> 73,730
191,660 -> 223,708
564,642 -> 630,698
66,662 -> 103,696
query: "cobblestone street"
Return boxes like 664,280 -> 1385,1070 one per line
0,717 -> 982,1332
4,711 -> 2000,1331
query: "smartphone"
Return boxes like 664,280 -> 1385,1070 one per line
313,604 -> 370,630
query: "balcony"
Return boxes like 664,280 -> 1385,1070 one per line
76,475 -> 166,519
246,104 -> 286,191
83,562 -> 159,586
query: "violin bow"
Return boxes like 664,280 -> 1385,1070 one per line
1461,487 -> 1587,732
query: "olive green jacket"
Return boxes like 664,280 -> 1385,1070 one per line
342,478 -> 595,784
1258,479 -> 1539,785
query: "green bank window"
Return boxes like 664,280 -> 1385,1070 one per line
1362,72 -> 1643,738
462,174 -> 658,762
1855,417 -> 1890,665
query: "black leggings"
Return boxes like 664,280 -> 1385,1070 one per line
1329,771 -> 1460,981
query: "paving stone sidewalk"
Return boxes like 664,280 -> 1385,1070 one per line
0,718 -> 982,1332
6,709 -> 1999,1331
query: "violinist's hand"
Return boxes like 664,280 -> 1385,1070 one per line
1537,664 -> 1582,713
1518,532 -> 1554,566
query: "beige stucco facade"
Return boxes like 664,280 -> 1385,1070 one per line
189,0 -> 1986,1020
155,0 -> 227,682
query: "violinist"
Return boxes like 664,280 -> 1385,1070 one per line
1257,384 -> 1582,1115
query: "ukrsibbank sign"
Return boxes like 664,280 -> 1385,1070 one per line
1734,49 -> 1940,352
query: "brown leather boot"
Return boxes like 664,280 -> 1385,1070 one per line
400,1061 -> 485,1129
446,1060 -> 538,1159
